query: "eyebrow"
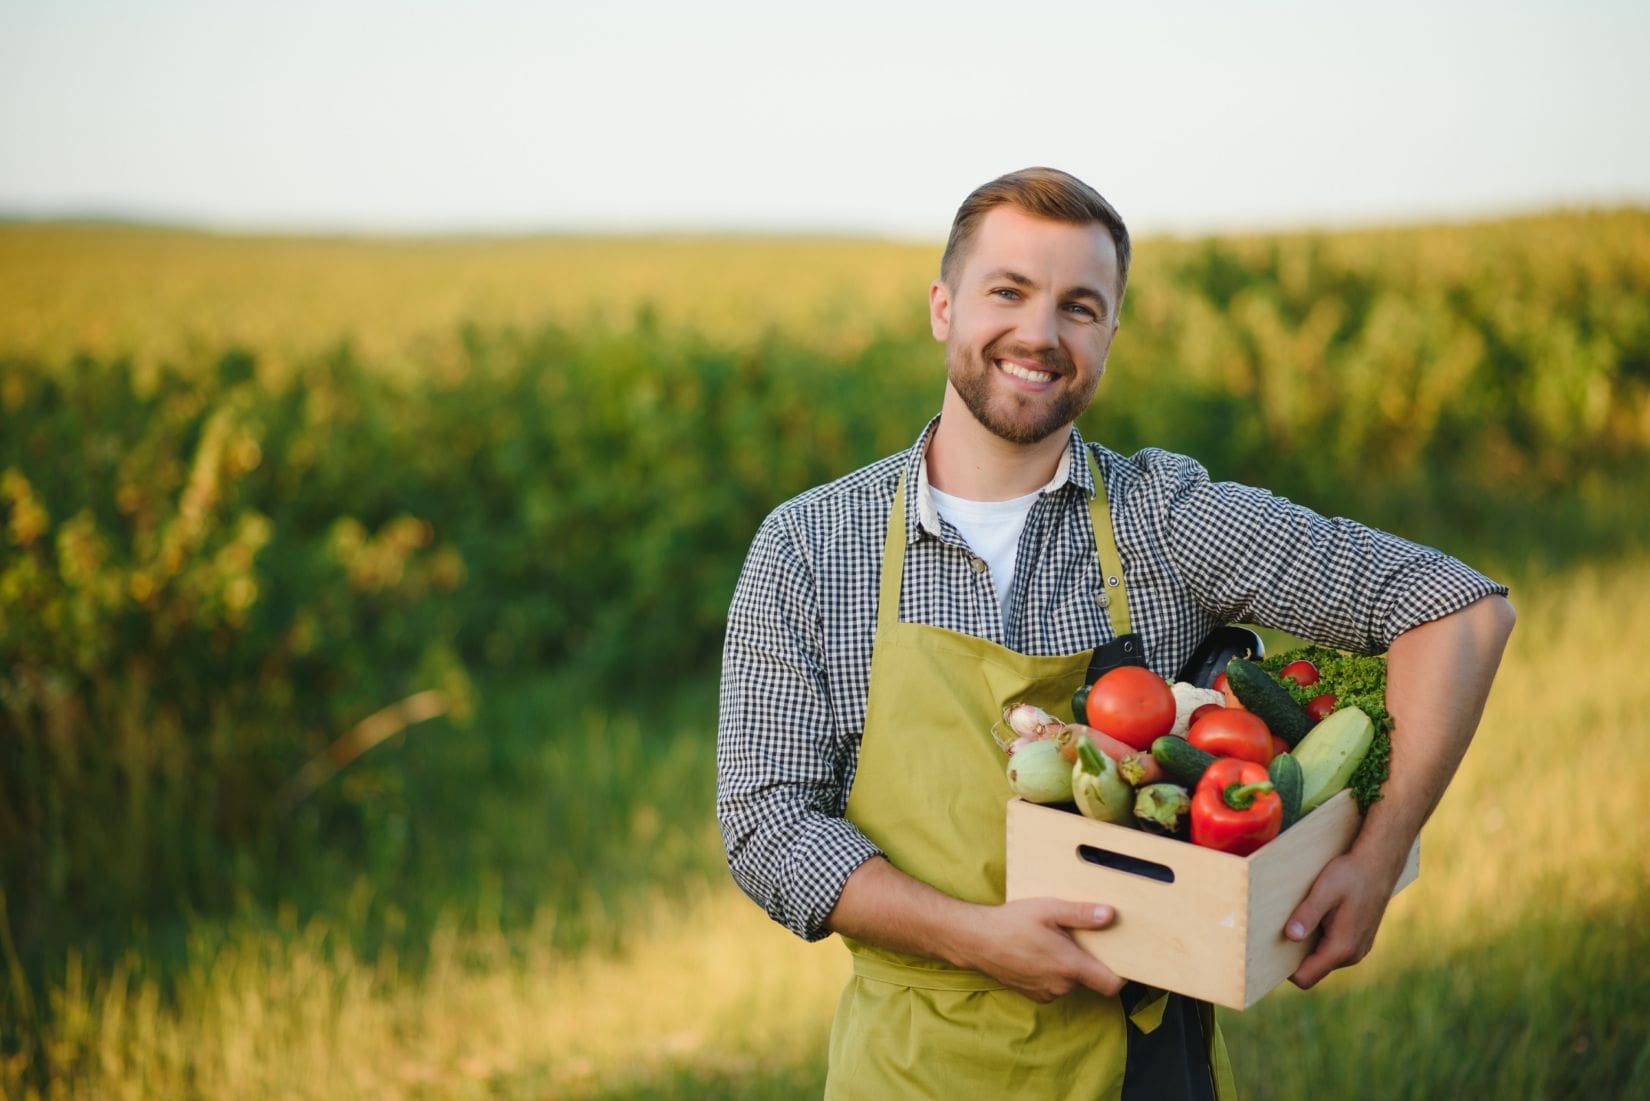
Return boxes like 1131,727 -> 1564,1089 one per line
982,268 -> 1112,316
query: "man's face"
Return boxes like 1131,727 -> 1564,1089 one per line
930,205 -> 1122,445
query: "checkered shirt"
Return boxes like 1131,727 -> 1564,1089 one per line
716,416 -> 1507,941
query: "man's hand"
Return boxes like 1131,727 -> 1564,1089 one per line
959,897 -> 1124,1002
1284,848 -> 1403,988
1284,592 -> 1515,989
825,856 -> 1123,1002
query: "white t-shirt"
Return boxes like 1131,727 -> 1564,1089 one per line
928,485 -> 1041,605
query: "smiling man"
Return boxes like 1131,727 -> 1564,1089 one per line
716,167 -> 1514,1099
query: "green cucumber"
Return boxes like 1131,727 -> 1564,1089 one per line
1071,682 -> 1091,725
1293,706 -> 1376,812
1151,735 -> 1217,788
1267,752 -> 1305,829
1225,658 -> 1314,748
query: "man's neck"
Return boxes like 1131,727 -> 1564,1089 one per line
926,383 -> 1071,501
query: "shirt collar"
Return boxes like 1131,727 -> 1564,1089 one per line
903,416 -> 1098,546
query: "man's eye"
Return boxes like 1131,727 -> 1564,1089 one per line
1066,303 -> 1097,318
992,288 -> 1020,300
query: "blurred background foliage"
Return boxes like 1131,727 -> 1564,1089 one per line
2,211 -> 1649,1097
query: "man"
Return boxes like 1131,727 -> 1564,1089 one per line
716,167 -> 1514,1099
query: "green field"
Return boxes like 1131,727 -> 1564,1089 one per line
3,215 -> 1649,1098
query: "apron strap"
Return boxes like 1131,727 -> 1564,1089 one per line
1085,449 -> 1132,638
880,447 -> 1131,638
878,476 -> 911,636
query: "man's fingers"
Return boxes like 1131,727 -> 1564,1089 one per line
1071,950 -> 1125,997
1047,901 -> 1122,995
1291,941 -> 1335,989
1057,901 -> 1116,930
1284,876 -> 1333,944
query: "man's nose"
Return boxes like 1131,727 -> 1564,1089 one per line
1014,299 -> 1060,350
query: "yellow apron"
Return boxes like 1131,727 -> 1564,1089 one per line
826,453 -> 1238,1100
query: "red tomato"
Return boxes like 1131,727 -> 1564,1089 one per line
1305,693 -> 1338,723
1213,670 -> 1245,710
1188,709 -> 1275,766
1271,734 -> 1289,758
1281,660 -> 1320,687
1189,702 -> 1224,727
1085,666 -> 1176,751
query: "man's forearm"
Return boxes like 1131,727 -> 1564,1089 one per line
1353,593 -> 1516,871
824,855 -> 980,965
824,855 -> 1125,1003
1286,593 -> 1515,986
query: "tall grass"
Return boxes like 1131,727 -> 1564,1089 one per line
7,555 -> 1648,1099
5,214 -> 1650,1097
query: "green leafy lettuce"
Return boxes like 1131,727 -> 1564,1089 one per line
1259,645 -> 1392,813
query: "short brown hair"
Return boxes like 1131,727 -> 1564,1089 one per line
939,167 -> 1131,298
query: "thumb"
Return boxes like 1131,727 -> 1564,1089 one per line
1285,880 -> 1332,943
1052,900 -> 1116,931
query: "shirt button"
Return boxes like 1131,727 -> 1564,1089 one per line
970,556 -> 988,573
1097,591 -> 1111,608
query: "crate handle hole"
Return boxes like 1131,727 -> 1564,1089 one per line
1077,844 -> 1176,883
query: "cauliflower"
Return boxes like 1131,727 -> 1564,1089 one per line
1169,681 -> 1224,740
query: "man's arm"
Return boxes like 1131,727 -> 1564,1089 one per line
825,855 -> 1125,1003
717,511 -> 884,941
1285,593 -> 1516,986
722,507 -> 1125,1001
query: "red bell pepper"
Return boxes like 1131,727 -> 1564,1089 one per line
1190,757 -> 1282,855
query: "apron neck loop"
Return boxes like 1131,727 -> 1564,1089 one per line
1085,449 -> 1132,638
881,448 -> 1131,639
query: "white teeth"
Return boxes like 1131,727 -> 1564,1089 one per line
998,360 -> 1055,383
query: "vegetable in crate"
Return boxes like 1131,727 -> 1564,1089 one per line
1134,783 -> 1192,837
993,701 -> 1065,755
1152,735 -> 1218,788
1186,707 -> 1275,766
1072,738 -> 1134,824
1224,658 -> 1314,748
1084,666 -> 1176,751
1292,706 -> 1376,813
1267,752 -> 1304,829
1168,682 -> 1225,739
1006,738 -> 1074,804
1258,646 -> 1394,812
1191,758 -> 1282,855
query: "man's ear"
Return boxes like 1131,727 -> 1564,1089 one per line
929,279 -> 952,341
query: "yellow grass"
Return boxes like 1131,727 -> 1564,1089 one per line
18,885 -> 847,1101
14,555 -> 1649,1099
0,226 -> 938,376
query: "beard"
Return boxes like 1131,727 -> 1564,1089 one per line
946,336 -> 1100,445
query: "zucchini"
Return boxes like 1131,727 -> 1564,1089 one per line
1151,735 -> 1217,788
1292,706 -> 1376,812
1268,752 -> 1305,829
1225,658 -> 1314,748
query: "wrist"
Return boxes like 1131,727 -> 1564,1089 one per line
933,899 -> 992,972
1349,802 -> 1423,884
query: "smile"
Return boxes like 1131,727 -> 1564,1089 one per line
996,359 -> 1057,384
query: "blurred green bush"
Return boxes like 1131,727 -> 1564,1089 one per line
2,210 -> 1648,1001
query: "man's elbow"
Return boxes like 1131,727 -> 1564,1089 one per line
1476,593 -> 1517,647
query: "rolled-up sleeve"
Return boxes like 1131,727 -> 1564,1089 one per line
1145,451 -> 1508,652
716,510 -> 882,941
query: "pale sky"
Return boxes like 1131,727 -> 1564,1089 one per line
2,0 -> 1647,237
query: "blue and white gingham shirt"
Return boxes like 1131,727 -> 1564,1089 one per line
716,416 -> 1507,941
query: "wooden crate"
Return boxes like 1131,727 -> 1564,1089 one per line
1004,789 -> 1421,1010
